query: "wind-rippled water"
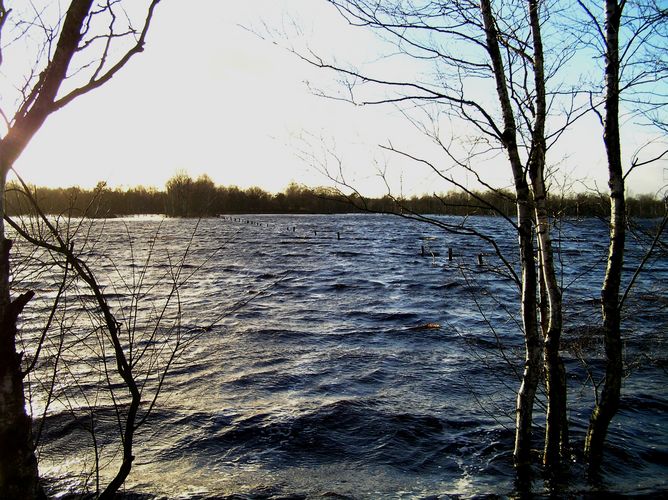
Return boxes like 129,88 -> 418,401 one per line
15,214 -> 668,498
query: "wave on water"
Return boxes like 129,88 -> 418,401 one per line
23,215 -> 668,498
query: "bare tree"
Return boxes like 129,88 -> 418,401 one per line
6,187 -> 189,497
5,176 -> 246,497
0,2 -> 161,497
286,0 -> 667,474
524,0 -> 568,465
296,0 -> 577,468
575,0 -> 668,472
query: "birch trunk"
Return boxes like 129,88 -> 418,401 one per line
527,0 -> 567,467
479,0 -> 540,467
514,215 -> 541,467
585,0 -> 625,471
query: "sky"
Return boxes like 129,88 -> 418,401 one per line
6,0 -> 668,197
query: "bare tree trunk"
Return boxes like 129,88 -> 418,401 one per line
99,386 -> 140,499
514,219 -> 541,467
479,0 -> 540,467
527,0 -> 567,468
585,0 -> 625,472
0,173 -> 41,499
96,290 -> 141,500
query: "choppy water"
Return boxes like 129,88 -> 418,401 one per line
14,214 -> 668,498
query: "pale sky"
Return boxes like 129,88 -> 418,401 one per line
7,0 -> 668,197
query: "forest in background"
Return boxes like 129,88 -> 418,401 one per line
5,172 -> 666,219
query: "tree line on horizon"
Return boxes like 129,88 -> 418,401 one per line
5,172 -> 666,219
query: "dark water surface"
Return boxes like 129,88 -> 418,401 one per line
17,215 -> 667,498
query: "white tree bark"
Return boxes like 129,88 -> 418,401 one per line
585,0 -> 625,472
478,0 -> 541,467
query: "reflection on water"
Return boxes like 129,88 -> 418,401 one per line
14,214 -> 668,498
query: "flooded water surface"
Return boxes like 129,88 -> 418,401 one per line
16,214 -> 668,498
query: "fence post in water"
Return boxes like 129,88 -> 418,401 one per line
477,254 -> 483,266
421,245 -> 425,257
448,248 -> 453,261
337,232 -> 341,240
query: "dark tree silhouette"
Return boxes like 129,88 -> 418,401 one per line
0,2 -> 161,497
